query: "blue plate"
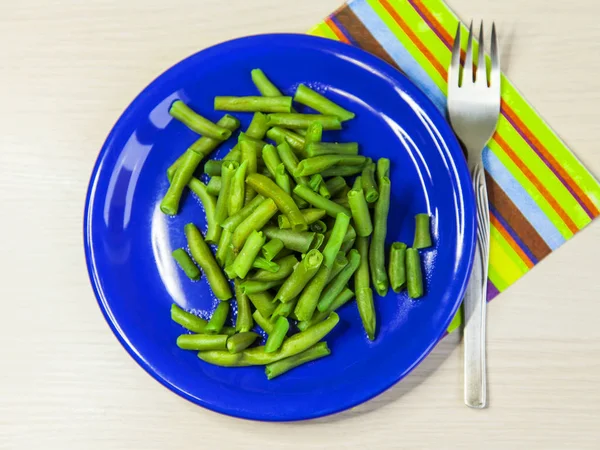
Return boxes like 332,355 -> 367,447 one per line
84,34 -> 475,421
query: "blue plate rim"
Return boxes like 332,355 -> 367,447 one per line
83,32 -> 476,421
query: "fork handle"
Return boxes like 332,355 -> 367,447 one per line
464,162 -> 489,408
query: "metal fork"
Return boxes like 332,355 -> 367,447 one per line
447,22 -> 500,408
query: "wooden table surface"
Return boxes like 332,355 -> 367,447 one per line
2,0 -> 600,448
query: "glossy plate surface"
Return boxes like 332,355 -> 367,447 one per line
84,34 -> 475,421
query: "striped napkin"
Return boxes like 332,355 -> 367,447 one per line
309,0 -> 600,332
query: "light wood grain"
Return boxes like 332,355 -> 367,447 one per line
1,0 -> 600,448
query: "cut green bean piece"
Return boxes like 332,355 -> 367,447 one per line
406,248 -> 424,299
261,238 -> 284,261
297,288 -> 354,331
348,176 -> 373,237
171,304 -> 208,334
161,115 -> 240,215
340,237 -> 356,254
172,248 -> 201,280
267,127 -> 306,155
187,177 -> 221,244
223,144 -> 241,163
320,164 -> 367,177
413,213 -> 433,249
275,249 -> 323,303
325,176 -> 348,198
294,263 -> 330,322
265,342 -> 330,379
325,223 -> 356,245
295,155 -> 367,177
293,185 -> 351,218
377,157 -> 390,181
389,242 -> 408,293
318,249 -> 360,312
220,194 -> 265,232
234,279 -> 253,332
205,301 -> 230,334
275,163 -> 292,194
322,213 -> 351,267
276,142 -> 310,187
206,176 -> 222,196
327,252 -> 348,283
177,334 -> 228,351
361,161 -> 379,203
252,257 -> 280,273
214,96 -> 292,113
309,174 -> 324,192
355,236 -> 376,340
228,160 -> 247,216
310,220 -> 327,233
266,113 -> 342,130
304,121 -> 323,145
197,313 -> 339,367
294,84 -> 355,121
271,297 -> 298,321
203,159 -> 222,177
247,291 -> 277,318
310,233 -> 325,251
305,142 -> 359,157
185,224 -> 232,300
261,144 -> 282,177
170,100 -> 232,140
240,280 -> 283,295
253,310 -> 274,334
249,255 -> 299,282
278,208 -> 326,229
246,112 -> 270,140
229,230 -> 265,279
369,173 -> 391,297
227,332 -> 259,353
246,173 -> 307,231
265,317 -> 289,353
251,69 -> 284,97
215,229 -> 233,267
240,140 -> 258,204
214,160 -> 239,225
263,227 -> 315,253
231,198 -> 278,251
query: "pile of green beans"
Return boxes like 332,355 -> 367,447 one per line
161,70 -> 435,379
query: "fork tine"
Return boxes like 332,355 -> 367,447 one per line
448,23 -> 462,87
477,21 -> 486,85
463,21 -> 474,83
490,22 -> 500,87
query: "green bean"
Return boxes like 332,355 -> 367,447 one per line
215,229 -> 233,267
322,213 -> 351,267
266,113 -> 341,130
177,334 -> 228,351
388,242 -> 408,292
355,236 -> 375,340
246,112 -> 270,140
261,144 -> 281,177
305,142 -> 359,157
214,160 -> 239,225
265,342 -> 330,379
369,161 -> 391,296
295,155 -> 366,177
324,176 -> 347,198
240,279 -> 283,295
348,176 -> 373,237
309,174 -> 324,192
198,312 -> 339,367
229,230 -> 265,279
406,248 -> 424,298
276,142 -> 310,187
361,161 -> 379,203
238,141 -> 256,205
310,220 -> 327,233
294,185 -> 351,218
318,249 -> 360,312
252,257 -> 279,273
265,317 -> 289,353
267,127 -> 306,155
214,96 -> 292,113
227,332 -> 259,353
251,68 -> 284,97
206,176 -> 222,196
304,122 -> 323,145
220,194 -> 265,231
340,237 -> 355,254
275,249 -> 323,303
231,198 -> 278,251
162,115 -> 240,215
294,84 -> 355,121
294,263 -> 331,322
238,131 -> 267,151
261,238 -> 284,261
247,291 -> 277,318
278,209 -> 326,229
263,227 -> 315,253
171,304 -> 209,333
413,214 -> 432,249
185,224 -> 232,300
203,159 -> 223,177
205,301 -> 230,334
228,161 -> 247,216
271,297 -> 298,321
223,144 -> 241,163
172,248 -> 201,280
325,223 -> 356,245
185,177 -> 220,244
327,252 -> 348,283
274,163 -> 292,195
234,279 -> 253,332
310,233 -> 325,251
253,310 -> 275,334
377,157 -> 390,182
246,173 -> 307,232
321,164 -> 367,177
169,100 -> 232,140
249,255 -> 299,282
297,288 -> 354,331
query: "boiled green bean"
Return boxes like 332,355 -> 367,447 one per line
262,227 -> 315,253
406,248 -> 424,299
389,242 -> 407,293
214,96 -> 292,113
170,100 -> 232,140
265,317 -> 289,353
177,334 -> 228,351
275,249 -> 323,303
227,332 -> 259,353
205,301 -> 230,334
413,213 -> 432,249
172,248 -> 201,280
293,84 -> 355,121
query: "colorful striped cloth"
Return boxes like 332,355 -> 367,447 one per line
309,0 -> 600,332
